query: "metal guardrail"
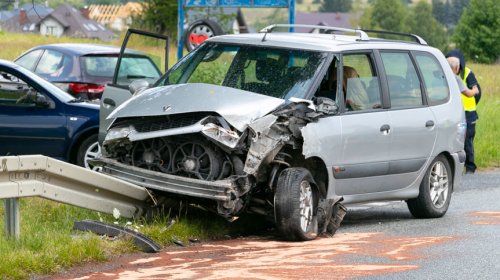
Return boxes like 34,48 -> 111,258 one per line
1,155 -> 151,238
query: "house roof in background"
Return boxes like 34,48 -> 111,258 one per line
0,3 -> 53,21
1,14 -> 43,33
0,10 -> 14,22
88,2 -> 143,24
295,12 -> 360,32
41,4 -> 115,41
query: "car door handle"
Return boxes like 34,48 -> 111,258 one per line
380,124 -> 390,134
425,120 -> 435,128
103,98 -> 116,107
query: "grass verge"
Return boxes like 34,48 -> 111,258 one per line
470,63 -> 500,169
0,198 -> 249,279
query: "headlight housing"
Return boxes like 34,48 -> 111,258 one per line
105,126 -> 132,142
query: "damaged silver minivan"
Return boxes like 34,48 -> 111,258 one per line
95,25 -> 466,241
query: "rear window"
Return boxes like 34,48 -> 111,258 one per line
413,52 -> 449,105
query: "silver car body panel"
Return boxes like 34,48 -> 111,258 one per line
98,31 -> 466,217
301,48 -> 465,204
107,83 -> 284,132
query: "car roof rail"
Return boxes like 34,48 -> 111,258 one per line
361,29 -> 428,45
259,24 -> 370,41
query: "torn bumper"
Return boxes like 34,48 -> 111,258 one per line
92,158 -> 249,217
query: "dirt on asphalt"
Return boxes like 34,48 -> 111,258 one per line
48,231 -> 458,280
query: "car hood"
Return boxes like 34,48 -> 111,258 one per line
108,83 -> 285,131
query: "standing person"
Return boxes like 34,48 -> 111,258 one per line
446,49 -> 481,174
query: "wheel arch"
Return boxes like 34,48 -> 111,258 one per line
438,151 -> 456,191
304,156 -> 329,199
68,127 -> 99,164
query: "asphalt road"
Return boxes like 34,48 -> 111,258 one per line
53,171 -> 500,280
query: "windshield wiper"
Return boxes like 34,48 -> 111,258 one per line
127,74 -> 155,79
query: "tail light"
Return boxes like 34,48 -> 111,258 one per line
68,83 -> 105,98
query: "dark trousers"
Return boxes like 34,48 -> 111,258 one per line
465,120 -> 477,173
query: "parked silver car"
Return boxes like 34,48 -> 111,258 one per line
96,25 -> 466,241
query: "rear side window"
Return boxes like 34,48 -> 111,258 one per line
82,56 -> 117,78
35,50 -> 71,79
380,52 -> 423,108
414,52 -> 449,105
16,49 -> 43,70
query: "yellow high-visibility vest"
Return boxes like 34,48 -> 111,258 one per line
461,67 -> 477,111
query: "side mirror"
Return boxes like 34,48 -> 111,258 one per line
314,96 -> 339,116
34,94 -> 51,108
129,79 -> 150,95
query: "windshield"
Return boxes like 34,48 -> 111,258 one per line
156,43 -> 327,99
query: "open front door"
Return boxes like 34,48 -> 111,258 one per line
99,29 -> 169,144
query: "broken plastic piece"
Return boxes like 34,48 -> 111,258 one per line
73,219 -> 161,253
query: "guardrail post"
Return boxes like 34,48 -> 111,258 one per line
4,198 -> 20,239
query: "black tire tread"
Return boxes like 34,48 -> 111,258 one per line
275,167 -> 318,241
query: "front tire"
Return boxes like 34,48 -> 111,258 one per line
76,134 -> 101,171
274,168 -> 318,241
407,155 -> 452,218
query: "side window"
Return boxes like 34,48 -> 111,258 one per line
414,52 -> 450,105
316,57 -> 338,101
0,70 -> 51,107
380,52 -> 423,108
34,50 -> 70,78
15,49 -> 43,70
342,53 -> 382,111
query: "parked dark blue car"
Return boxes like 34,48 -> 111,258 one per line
0,59 -> 99,168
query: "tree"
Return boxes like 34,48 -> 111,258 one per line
432,0 -> 446,26
432,0 -> 470,31
141,0 -> 178,37
366,0 -> 406,32
453,0 -> 499,63
319,0 -> 352,13
406,1 -> 447,51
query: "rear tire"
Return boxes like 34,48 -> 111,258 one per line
274,168 -> 318,241
407,155 -> 452,218
76,134 -> 101,171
